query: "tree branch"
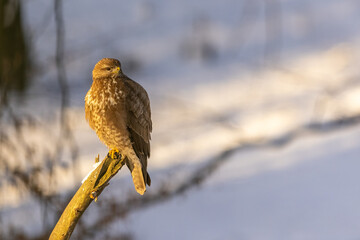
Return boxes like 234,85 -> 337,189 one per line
49,152 -> 124,240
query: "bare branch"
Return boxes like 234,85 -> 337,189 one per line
49,152 -> 125,240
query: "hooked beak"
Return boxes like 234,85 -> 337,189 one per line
113,66 -> 120,74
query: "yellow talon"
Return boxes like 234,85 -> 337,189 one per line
109,148 -> 119,159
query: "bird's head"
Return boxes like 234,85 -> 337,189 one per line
92,58 -> 122,80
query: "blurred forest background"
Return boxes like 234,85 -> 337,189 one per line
1,0 -> 360,239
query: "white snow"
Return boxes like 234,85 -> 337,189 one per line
81,157 -> 102,184
129,126 -> 360,240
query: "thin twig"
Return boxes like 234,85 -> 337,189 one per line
54,0 -> 79,182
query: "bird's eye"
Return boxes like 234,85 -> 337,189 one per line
105,67 -> 111,71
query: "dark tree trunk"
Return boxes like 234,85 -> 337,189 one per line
0,0 -> 29,93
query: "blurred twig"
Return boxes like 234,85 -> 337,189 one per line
54,0 -> 78,164
264,0 -> 282,65
79,112 -> 360,236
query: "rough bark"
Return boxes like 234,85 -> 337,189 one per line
50,152 -> 124,240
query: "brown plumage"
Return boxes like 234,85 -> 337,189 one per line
85,58 -> 151,195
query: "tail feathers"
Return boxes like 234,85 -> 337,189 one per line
131,163 -> 146,195
146,172 -> 151,186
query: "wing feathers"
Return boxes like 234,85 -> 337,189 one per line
124,77 -> 152,187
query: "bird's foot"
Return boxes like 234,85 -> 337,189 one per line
108,148 -> 120,159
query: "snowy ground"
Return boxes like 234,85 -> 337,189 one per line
130,126 -> 360,240
1,0 -> 360,239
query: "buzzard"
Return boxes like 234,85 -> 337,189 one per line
85,58 -> 151,195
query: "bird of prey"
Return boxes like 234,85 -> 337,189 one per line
85,58 -> 151,195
